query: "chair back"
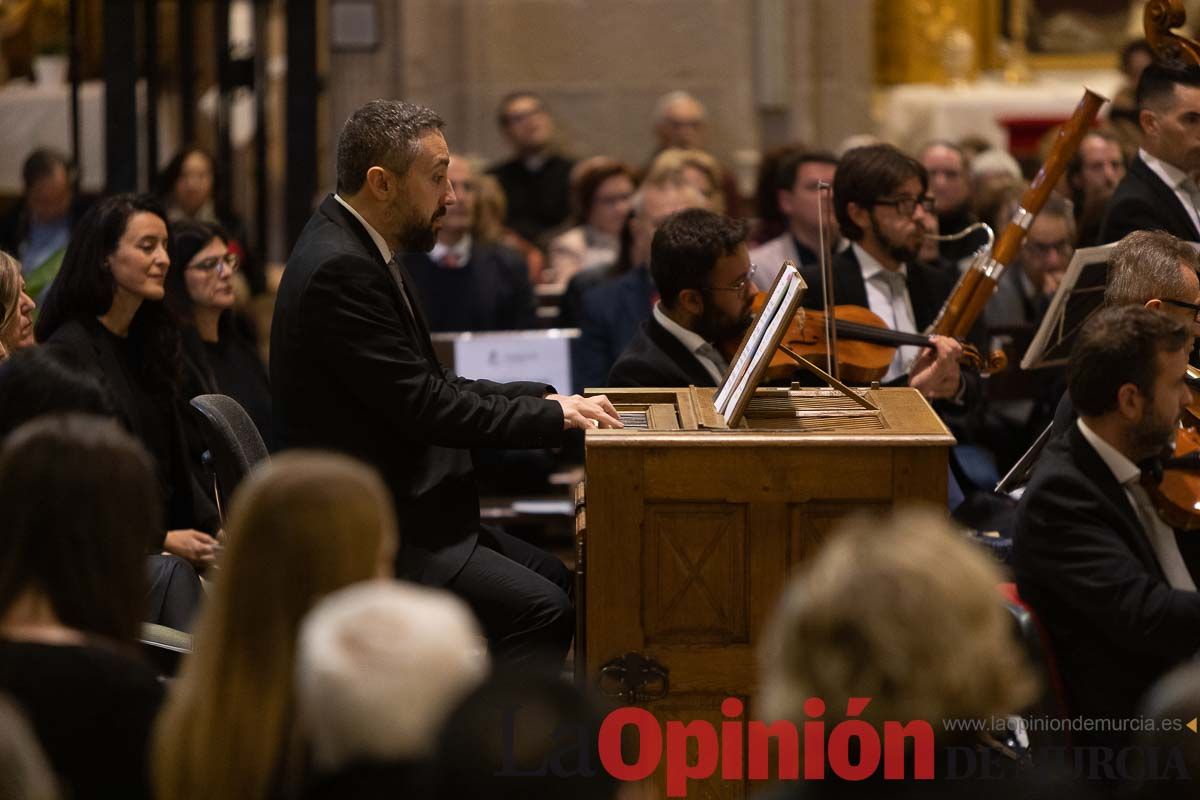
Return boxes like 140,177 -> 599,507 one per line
998,581 -> 1071,745
189,394 -> 269,515
140,623 -> 193,678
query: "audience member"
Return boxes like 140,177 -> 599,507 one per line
0,415 -> 165,799
153,451 -> 399,800
751,150 -> 839,289
0,250 -> 36,359
487,92 -> 575,244
969,148 -> 1024,230
474,171 -> 545,282
649,91 -> 741,214
1128,662 -> 1200,799
157,146 -> 260,293
404,155 -> 538,332
1015,306 -> 1200,748
758,506 -> 1041,796
545,157 -> 636,286
645,147 -> 726,213
430,670 -> 622,800
165,220 -> 274,449
608,208 -> 753,387
296,581 -> 487,799
574,176 -> 705,389
1068,130 -> 1125,246
0,694 -> 58,800
920,141 -> 989,265
751,142 -> 807,245
0,149 -> 88,299
983,194 -> 1074,469
34,194 -> 220,568
1099,62 -> 1200,244
1109,38 -> 1157,157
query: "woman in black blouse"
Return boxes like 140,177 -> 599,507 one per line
0,415 -> 166,799
165,220 -> 274,449
34,194 -> 219,569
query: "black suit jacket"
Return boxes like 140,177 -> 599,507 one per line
1013,424 -> 1200,735
1097,155 -> 1200,245
607,317 -> 719,388
271,196 -> 564,585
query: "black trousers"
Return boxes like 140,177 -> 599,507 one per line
445,525 -> 574,670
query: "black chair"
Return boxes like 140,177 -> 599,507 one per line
190,394 -> 270,519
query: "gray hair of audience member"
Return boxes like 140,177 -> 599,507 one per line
759,506 -> 1036,730
1029,192 -> 1076,236
336,100 -> 445,194
968,148 -> 1022,181
295,581 -> 488,772
1130,661 -> 1200,798
1105,230 -> 1199,307
652,90 -> 705,124
0,694 -> 58,800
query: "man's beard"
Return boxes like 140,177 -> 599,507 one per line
869,212 -> 921,265
398,206 -> 447,253
1130,403 -> 1179,462
695,300 -> 753,344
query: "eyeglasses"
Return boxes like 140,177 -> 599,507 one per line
875,195 -> 936,217
704,263 -> 757,293
1024,238 -> 1072,257
188,252 -> 240,276
1163,297 -> 1200,321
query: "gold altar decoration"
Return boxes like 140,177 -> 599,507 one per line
875,0 -> 1001,85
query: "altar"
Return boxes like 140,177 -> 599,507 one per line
877,70 -> 1124,154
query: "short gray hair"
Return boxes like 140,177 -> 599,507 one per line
295,581 -> 487,771
336,100 -> 444,194
1105,229 -> 1199,307
652,90 -> 705,125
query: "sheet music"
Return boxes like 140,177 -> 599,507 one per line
716,263 -> 803,423
715,264 -> 797,415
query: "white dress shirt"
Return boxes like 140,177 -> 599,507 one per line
652,303 -> 728,385
853,243 -> 921,382
1076,418 -> 1197,591
1138,149 -> 1200,236
431,234 -> 472,268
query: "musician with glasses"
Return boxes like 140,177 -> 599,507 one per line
165,219 -> 275,450
799,144 -> 974,403
607,208 -> 755,388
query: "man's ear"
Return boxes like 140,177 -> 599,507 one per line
676,288 -> 704,317
1145,298 -> 1164,312
1139,108 -> 1159,139
364,165 -> 393,199
846,201 -> 870,232
1115,381 -> 1144,421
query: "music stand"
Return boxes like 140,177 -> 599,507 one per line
1021,243 -> 1114,370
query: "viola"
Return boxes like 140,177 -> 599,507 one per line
1145,425 -> 1200,531
735,291 -> 1004,384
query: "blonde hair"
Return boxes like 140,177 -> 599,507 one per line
153,451 -> 399,800
646,148 -> 725,213
760,506 -> 1035,732
0,251 -> 22,360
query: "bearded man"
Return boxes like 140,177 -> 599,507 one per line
607,208 -> 755,388
271,100 -> 620,668
1015,305 -> 1200,747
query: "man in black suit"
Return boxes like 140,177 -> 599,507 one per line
798,144 -> 967,400
1098,62 -> 1200,245
608,209 -> 754,388
1014,306 -> 1200,745
271,100 -> 620,667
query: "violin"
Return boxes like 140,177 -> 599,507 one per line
1145,426 -> 1200,531
741,291 -> 1005,384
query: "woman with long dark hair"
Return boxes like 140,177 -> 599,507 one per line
166,220 -> 274,449
0,415 -> 166,799
35,194 -> 220,568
